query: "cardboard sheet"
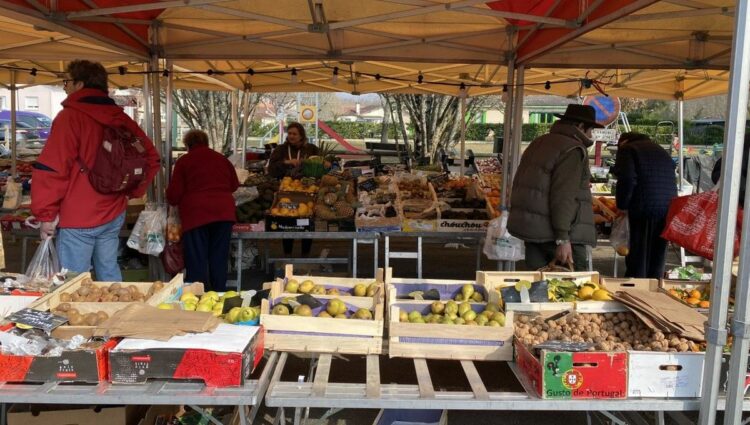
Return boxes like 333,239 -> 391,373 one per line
614,290 -> 706,341
113,323 -> 259,352
93,303 -> 223,341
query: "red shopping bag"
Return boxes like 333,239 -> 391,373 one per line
661,190 -> 743,260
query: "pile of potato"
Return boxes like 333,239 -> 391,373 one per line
515,312 -> 701,353
52,303 -> 109,326
58,280 -> 164,303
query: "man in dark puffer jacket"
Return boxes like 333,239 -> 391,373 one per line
613,132 -> 677,278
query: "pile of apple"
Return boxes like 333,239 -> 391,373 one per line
284,279 -> 379,297
271,297 -> 374,320
157,290 -> 260,324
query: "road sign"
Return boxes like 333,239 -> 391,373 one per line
583,96 -> 621,126
299,105 -> 316,123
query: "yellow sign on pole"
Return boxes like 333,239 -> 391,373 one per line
299,105 -> 316,123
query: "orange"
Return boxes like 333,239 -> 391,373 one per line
668,289 -> 680,298
686,297 -> 701,306
689,289 -> 702,299
699,300 -> 710,308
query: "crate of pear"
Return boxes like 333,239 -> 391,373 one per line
283,278 -> 380,298
156,290 -> 251,324
387,277 -> 491,304
397,300 -> 505,326
270,297 -> 375,320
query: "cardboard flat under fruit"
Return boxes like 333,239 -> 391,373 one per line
113,323 -> 260,352
613,290 -> 705,341
93,303 -> 223,341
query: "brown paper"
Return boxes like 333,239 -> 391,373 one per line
93,303 -> 223,341
614,290 -> 706,341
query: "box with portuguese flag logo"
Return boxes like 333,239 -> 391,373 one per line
514,338 -> 628,399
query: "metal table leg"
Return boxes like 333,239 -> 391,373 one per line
384,236 -> 390,271
21,236 -> 28,271
417,236 -> 423,279
475,238 -> 482,271
352,238 -> 358,278
373,238 -> 379,277
236,239 -> 243,291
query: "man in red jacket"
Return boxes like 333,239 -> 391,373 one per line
31,60 -> 160,281
166,130 -> 239,291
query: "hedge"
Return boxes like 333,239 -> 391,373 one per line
247,120 -> 726,145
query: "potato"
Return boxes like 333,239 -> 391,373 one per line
68,314 -> 84,326
81,277 -> 93,286
60,293 -> 72,303
78,287 -> 91,297
71,293 -> 82,302
84,313 -> 98,326
127,285 -> 139,295
96,311 -> 109,322
119,293 -> 132,302
109,283 -> 122,292
117,288 -> 130,297
57,302 -> 71,312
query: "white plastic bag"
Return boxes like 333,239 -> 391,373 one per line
127,205 -> 166,256
483,211 -> 525,261
610,214 -> 630,256
25,237 -> 60,282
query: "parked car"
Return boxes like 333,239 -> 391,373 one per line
0,110 -> 52,140
0,119 -> 41,144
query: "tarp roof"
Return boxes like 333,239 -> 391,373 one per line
0,0 -> 737,99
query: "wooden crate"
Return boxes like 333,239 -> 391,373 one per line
259,265 -> 386,355
476,271 -> 542,291
540,271 -> 600,285
387,290 -> 514,361
386,273 -> 494,304
659,279 -> 713,314
29,273 -> 183,339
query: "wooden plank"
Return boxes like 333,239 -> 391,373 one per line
264,335 -> 383,355
413,358 -> 435,399
366,354 -> 381,398
460,360 -> 489,400
389,342 -> 512,361
311,354 -> 332,397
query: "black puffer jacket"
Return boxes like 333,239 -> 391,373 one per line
613,139 -> 677,217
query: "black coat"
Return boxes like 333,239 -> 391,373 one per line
613,139 -> 677,218
711,138 -> 750,205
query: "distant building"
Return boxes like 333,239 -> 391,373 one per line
475,95 -> 571,124
0,85 -> 66,119
339,103 -> 384,123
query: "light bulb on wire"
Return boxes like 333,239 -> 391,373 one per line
291,68 -> 298,84
332,67 -> 339,85
459,83 -> 467,99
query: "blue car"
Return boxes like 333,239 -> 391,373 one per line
0,110 -> 52,140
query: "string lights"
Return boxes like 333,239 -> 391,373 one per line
0,63 -> 614,96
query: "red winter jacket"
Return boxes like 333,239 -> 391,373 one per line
31,88 -> 160,228
166,145 -> 239,232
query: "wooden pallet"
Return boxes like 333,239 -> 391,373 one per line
259,265 -> 386,355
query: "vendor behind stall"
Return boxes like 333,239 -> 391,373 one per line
166,130 -> 239,291
267,122 -> 319,256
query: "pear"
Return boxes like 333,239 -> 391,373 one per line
354,308 -> 373,320
461,284 -> 475,301
327,299 -> 346,316
408,311 -> 422,323
429,315 -> 442,324
318,311 -> 332,318
487,320 -> 501,327
485,303 -> 500,313
183,302 -> 197,311
455,294 -> 464,302
294,304 -> 313,316
399,311 -> 409,322
353,284 -> 367,297
446,313 -> 458,321
471,292 -> 484,302
272,304 -> 290,315
203,291 -> 220,302
413,317 -> 426,324
196,303 -> 213,313
445,301 -> 458,315
326,288 -> 340,296
465,320 -> 478,326
311,285 -> 326,295
431,301 -> 445,315
366,283 -> 378,297
299,280 -> 315,294
454,317 -> 466,325
334,313 -> 348,319
284,280 -> 299,293
440,317 -> 455,325
180,293 -> 199,303
458,302 -> 472,316
476,315 -> 489,326
221,290 -> 239,300
225,307 -> 242,323
462,310 -> 477,322
491,312 -> 506,326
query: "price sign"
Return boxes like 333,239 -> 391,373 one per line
6,308 -> 68,333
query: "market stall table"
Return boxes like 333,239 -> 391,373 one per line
264,351 -> 750,425
0,351 -> 279,425
230,231 -> 380,287
382,231 -> 486,279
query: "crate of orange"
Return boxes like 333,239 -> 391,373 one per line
265,192 -> 315,232
659,280 -> 720,314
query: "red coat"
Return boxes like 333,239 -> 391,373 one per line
166,145 -> 239,232
31,88 -> 160,228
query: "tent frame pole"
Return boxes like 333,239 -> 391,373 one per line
459,91 -> 467,177
242,89 -> 250,169
677,98 -> 684,192
722,1 -> 750,421
150,54 -> 164,205
164,60 -> 175,185
510,65 -> 525,183
699,0 -> 750,422
9,71 -> 16,179
500,58 -> 515,209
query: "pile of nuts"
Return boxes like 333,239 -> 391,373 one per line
52,304 -> 109,326
515,312 -> 701,352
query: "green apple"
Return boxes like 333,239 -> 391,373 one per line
225,307 -> 242,323
180,293 -> 199,303
221,290 -> 239,300
157,303 -> 174,310
240,307 -> 257,322
202,291 -> 220,303
196,303 -> 213,313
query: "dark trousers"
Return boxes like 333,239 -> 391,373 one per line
626,214 -> 668,279
182,221 -> 233,292
282,239 -> 312,256
524,241 -> 590,271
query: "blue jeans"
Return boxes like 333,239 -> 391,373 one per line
57,212 -> 125,281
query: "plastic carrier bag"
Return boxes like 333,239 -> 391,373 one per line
483,210 -> 525,261
25,237 -> 60,282
127,204 -> 166,256
609,214 -> 630,256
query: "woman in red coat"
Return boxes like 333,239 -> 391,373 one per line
166,130 -> 239,291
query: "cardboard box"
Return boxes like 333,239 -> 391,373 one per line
8,405 -> 146,425
232,222 -> 265,233
514,339 -> 628,399
628,351 -> 704,398
265,216 -> 313,232
314,218 -> 355,232
109,324 -> 264,387
0,338 -> 117,384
